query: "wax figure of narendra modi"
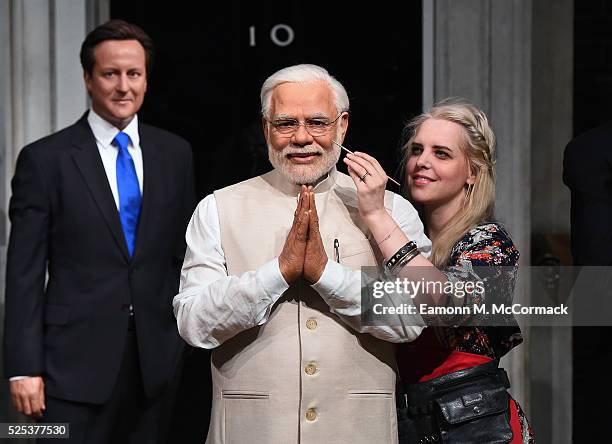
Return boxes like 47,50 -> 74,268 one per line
173,64 -> 431,444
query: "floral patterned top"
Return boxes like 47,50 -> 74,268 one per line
398,222 -> 524,382
398,223 -> 534,443
437,221 -> 523,358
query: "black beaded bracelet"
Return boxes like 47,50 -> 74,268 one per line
384,241 -> 417,272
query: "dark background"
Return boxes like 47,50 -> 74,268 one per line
111,1 -> 422,441
112,1 -> 423,199
574,1 -> 612,135
573,2 -> 612,441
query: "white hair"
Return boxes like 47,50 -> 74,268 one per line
260,64 -> 350,118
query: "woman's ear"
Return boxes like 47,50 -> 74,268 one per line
466,164 -> 477,186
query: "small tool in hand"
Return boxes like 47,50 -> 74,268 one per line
332,140 -> 402,187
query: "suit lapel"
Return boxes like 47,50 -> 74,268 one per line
71,115 -> 130,262
131,124 -> 162,261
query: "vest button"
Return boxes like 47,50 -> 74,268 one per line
305,408 -> 317,421
305,363 -> 317,375
306,319 -> 317,330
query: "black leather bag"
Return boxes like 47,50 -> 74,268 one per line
434,382 -> 512,443
398,361 -> 514,444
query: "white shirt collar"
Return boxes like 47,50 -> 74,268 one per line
87,109 -> 140,148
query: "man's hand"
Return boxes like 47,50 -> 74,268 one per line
10,376 -> 45,418
279,185 -> 310,284
304,190 -> 328,283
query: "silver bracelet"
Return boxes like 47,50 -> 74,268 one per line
389,248 -> 420,275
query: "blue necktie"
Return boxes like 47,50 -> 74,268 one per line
113,131 -> 141,257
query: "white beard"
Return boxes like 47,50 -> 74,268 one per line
268,142 -> 340,185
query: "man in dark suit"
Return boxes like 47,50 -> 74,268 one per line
3,20 -> 195,443
563,122 -> 612,265
563,122 -> 612,441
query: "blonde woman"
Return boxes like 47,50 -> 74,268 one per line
343,99 -> 534,443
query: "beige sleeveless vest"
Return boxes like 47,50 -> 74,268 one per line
208,168 -> 398,444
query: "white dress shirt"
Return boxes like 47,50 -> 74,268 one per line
87,109 -> 144,207
174,176 -> 431,349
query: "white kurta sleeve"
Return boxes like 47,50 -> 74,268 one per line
311,194 -> 430,342
173,195 -> 289,349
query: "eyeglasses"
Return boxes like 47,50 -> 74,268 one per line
267,113 -> 345,137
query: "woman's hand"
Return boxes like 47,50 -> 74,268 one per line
343,151 -> 389,222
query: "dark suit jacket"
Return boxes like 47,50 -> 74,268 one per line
3,113 -> 195,404
563,121 -> 612,266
